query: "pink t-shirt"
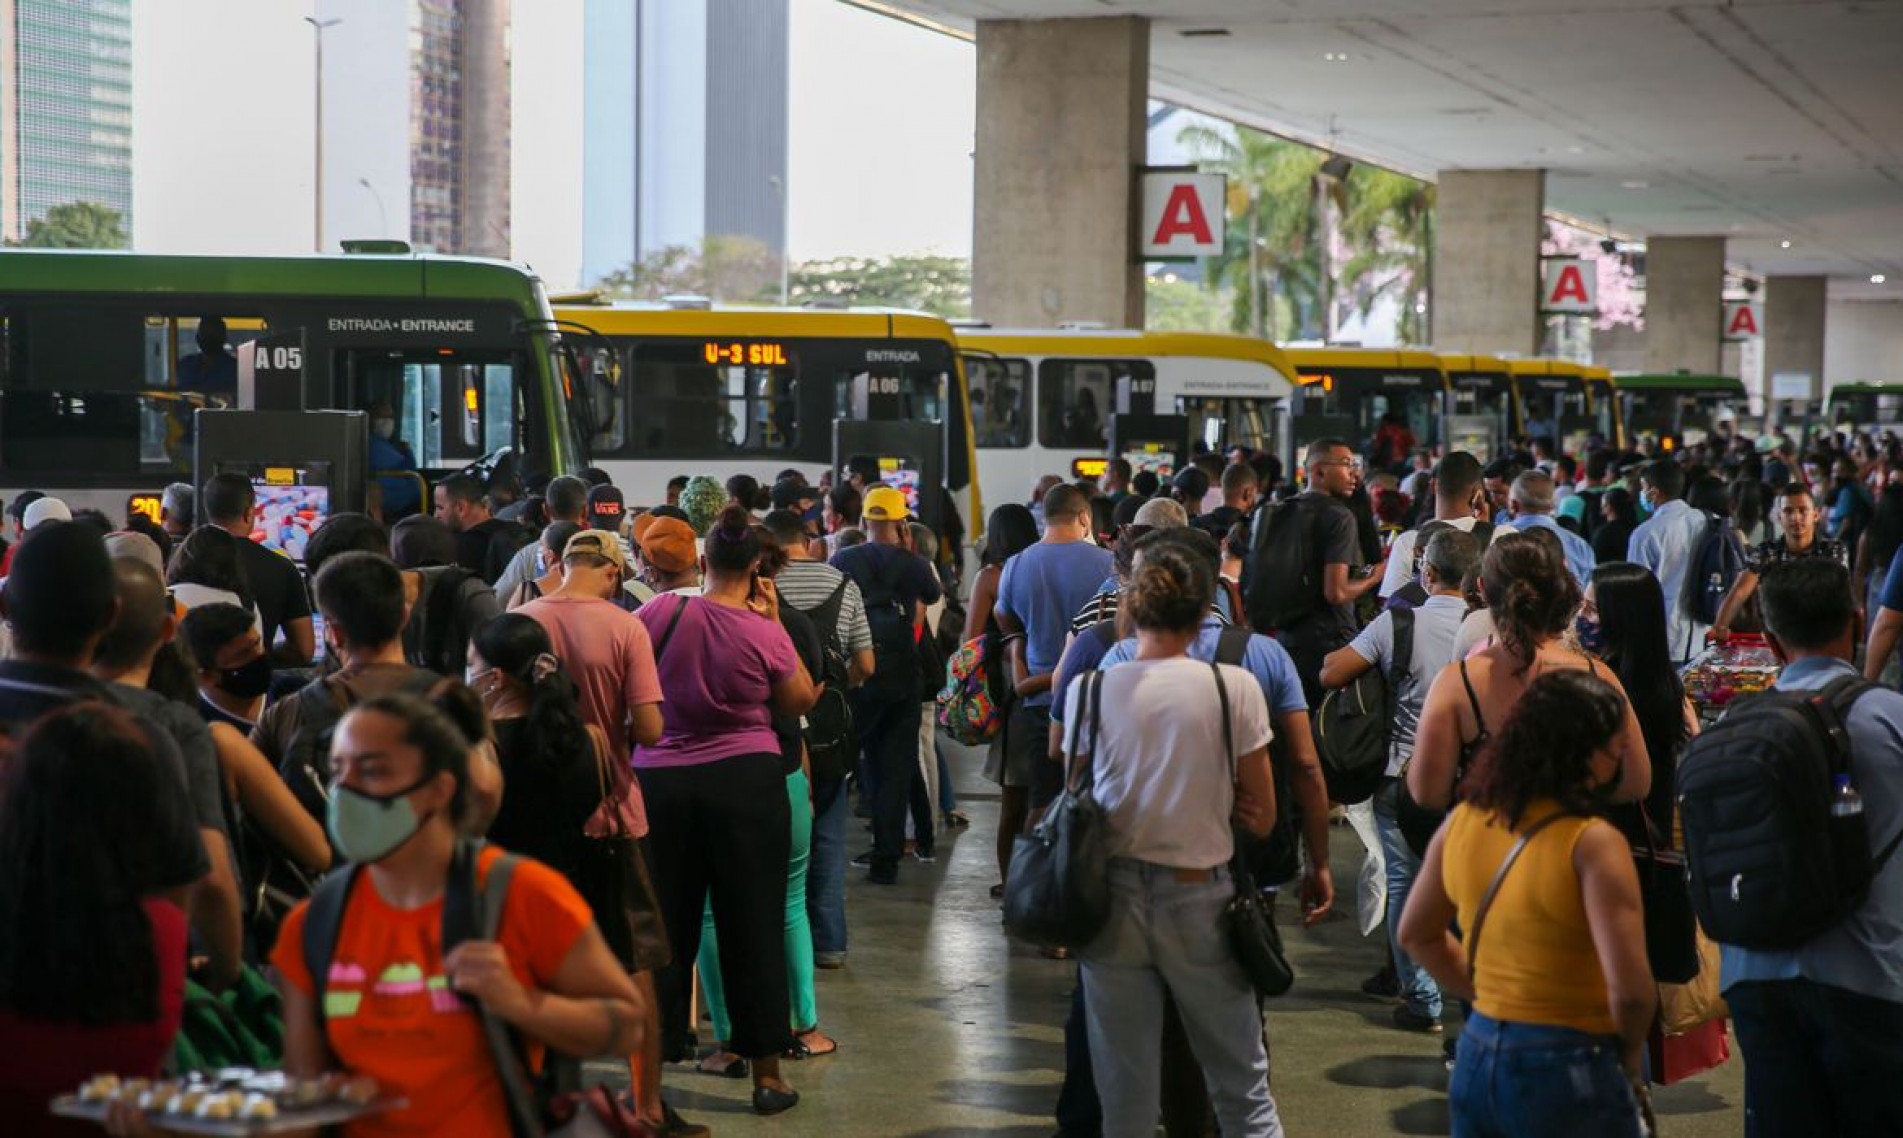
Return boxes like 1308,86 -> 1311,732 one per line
633,595 -> 797,769
517,595 -> 664,833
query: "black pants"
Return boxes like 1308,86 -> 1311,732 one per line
852,692 -> 927,872
1729,977 -> 1903,1138
637,752 -> 792,1060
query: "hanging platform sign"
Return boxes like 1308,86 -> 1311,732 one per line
1540,256 -> 1597,315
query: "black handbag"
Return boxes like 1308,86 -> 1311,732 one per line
1634,807 -> 1700,985
1003,670 -> 1111,950
1211,662 -> 1295,998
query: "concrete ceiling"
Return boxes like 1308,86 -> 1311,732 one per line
867,0 -> 1903,299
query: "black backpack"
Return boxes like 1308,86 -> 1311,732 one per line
791,578 -> 857,784
1244,496 -> 1325,632
1680,513 -> 1748,626
1677,674 -> 1903,949
857,553 -> 923,702
1313,607 -> 1413,806
279,669 -> 445,825
1389,520 -> 1492,610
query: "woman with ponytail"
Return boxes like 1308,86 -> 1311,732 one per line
1408,533 -> 1652,820
634,504 -> 817,1115
468,614 -> 601,882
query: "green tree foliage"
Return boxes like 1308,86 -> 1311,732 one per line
1144,274 -> 1234,332
14,201 -> 128,249
787,254 -> 970,318
1176,121 -> 1436,345
596,235 -> 779,303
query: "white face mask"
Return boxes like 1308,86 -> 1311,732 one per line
372,418 -> 396,440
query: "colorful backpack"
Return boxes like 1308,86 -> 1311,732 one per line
937,632 -> 1006,745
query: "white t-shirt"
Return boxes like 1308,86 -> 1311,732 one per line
1061,656 -> 1272,870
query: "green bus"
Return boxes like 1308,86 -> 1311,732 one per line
1615,373 -> 1746,449
1824,383 -> 1903,434
0,249 -> 581,517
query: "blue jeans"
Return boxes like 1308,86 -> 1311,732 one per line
1374,778 -> 1442,1020
1080,859 -> 1283,1138
807,777 -> 849,956
937,738 -> 957,814
1450,1011 -> 1641,1138
1728,978 -> 1903,1137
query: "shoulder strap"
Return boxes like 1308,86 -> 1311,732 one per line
1466,811 -> 1582,985
1215,625 -> 1253,667
1063,670 -> 1105,794
653,594 -> 691,662
1458,658 -> 1486,740
807,576 -> 851,633
445,840 -> 540,1138
1391,606 -> 1415,681
301,862 -> 362,1027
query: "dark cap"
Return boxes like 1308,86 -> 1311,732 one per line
1171,466 -> 1211,501
770,478 -> 819,512
586,485 -> 626,531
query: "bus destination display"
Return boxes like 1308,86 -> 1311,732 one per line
702,342 -> 790,367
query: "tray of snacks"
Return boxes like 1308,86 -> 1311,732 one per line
1682,633 -> 1781,719
54,1069 -> 403,1135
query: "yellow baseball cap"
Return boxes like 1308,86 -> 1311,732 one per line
863,485 -> 911,521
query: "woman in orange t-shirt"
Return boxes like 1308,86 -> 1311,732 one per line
269,690 -> 642,1138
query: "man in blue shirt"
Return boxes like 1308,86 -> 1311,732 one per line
366,400 -> 421,518
996,483 -> 1113,829
1502,470 -> 1595,589
176,316 -> 237,391
1723,558 -> 1903,1134
1627,459 -> 1710,663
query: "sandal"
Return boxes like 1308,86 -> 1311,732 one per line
784,1027 -> 839,1060
941,811 -> 971,828
696,1050 -> 749,1079
989,882 -> 1006,899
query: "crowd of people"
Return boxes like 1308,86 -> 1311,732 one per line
1,419 -> 1901,1136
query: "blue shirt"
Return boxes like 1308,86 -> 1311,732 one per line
1721,656 -> 1903,1005
1507,513 -> 1596,591
997,539 -> 1114,708
1878,545 -> 1903,613
369,433 -> 420,515
1053,616 -> 1307,723
1627,499 -> 1710,663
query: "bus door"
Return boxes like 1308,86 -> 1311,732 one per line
1447,374 -> 1509,461
1180,395 -> 1274,457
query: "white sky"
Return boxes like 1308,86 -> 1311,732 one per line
128,1 -> 975,282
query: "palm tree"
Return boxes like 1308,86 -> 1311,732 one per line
1179,124 -> 1327,339
1337,168 -> 1436,343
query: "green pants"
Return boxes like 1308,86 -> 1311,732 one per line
698,767 -> 818,1040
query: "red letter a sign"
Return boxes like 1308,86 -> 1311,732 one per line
1152,184 -> 1213,247
1540,256 -> 1596,314
1723,300 -> 1762,341
1550,264 -> 1589,305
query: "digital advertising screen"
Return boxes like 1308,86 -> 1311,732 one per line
228,463 -> 331,563
1122,444 -> 1176,481
878,456 -> 922,512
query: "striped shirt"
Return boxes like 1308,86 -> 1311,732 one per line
777,558 -> 873,655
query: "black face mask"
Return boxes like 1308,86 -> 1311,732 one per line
220,655 -> 274,700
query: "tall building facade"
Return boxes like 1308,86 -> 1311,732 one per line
580,0 -> 788,285
0,0 -> 132,243
408,0 -> 509,257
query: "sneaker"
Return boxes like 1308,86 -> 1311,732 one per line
814,952 -> 847,970
849,849 -> 875,869
911,847 -> 936,863
1392,1006 -> 1443,1035
1360,964 -> 1401,1002
866,866 -> 898,885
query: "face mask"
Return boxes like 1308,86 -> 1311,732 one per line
464,665 -> 495,694
1574,613 -> 1606,655
326,775 -> 434,864
372,418 -> 396,440
219,655 -> 274,700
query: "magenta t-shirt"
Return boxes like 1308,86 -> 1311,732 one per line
633,596 -> 797,768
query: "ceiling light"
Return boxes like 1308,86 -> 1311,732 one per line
1875,274 -> 1890,285
1322,51 -> 1350,62
1180,27 -> 1230,37
1780,240 -> 1792,249
1620,180 -> 1649,190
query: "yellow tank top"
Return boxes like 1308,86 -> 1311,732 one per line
1443,800 -> 1617,1036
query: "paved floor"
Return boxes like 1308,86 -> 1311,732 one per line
588,742 -> 1746,1136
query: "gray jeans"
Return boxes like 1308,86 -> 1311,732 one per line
1080,858 -> 1284,1138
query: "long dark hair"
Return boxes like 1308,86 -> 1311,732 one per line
1465,670 -> 1627,828
0,703 -> 177,1023
982,503 -> 1039,568
1866,482 -> 1903,578
1591,561 -> 1687,769
472,614 -> 592,777
168,526 -> 254,611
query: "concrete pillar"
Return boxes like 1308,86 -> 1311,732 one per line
1643,236 -> 1726,374
1763,275 -> 1828,401
1431,169 -> 1545,356
460,0 -> 512,259
972,17 -> 1147,328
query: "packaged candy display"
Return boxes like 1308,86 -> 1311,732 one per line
53,1068 -> 399,1135
1682,633 -> 1781,721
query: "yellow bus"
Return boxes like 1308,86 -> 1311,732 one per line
952,327 -> 1297,511
1505,359 -> 1600,458
553,297 -> 979,528
1439,353 -> 1514,461
1283,347 -> 1449,474
1581,365 -> 1625,450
